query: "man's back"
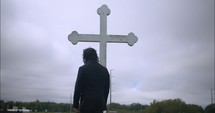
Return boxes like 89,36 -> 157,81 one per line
81,61 -> 109,94
73,61 -> 110,112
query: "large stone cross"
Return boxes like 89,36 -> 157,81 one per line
68,5 -> 138,67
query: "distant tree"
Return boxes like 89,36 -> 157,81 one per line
0,100 -> 72,112
144,99 -> 187,113
186,104 -> 204,113
0,100 -> 4,109
109,102 -> 122,110
6,101 -> 14,109
40,102 -> 49,112
62,103 -> 70,112
107,102 -> 148,113
129,103 -> 145,111
14,101 -> 23,109
28,101 -> 36,111
205,104 -> 215,113
47,102 -> 58,112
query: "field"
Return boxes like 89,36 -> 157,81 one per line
36,111 -> 142,113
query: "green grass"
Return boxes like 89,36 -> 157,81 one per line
36,112 -> 75,113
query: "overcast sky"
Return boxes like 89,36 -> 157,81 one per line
1,0 -> 214,107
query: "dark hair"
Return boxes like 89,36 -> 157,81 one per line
83,47 -> 99,63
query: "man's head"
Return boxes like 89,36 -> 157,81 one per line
83,47 -> 99,63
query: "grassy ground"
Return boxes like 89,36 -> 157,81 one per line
36,112 -> 75,113
36,111 -> 142,113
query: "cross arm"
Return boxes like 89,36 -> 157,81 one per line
68,31 -> 100,45
107,32 -> 138,46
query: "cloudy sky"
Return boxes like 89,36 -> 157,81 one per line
1,0 -> 214,107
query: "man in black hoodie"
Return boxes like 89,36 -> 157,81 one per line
73,47 -> 110,113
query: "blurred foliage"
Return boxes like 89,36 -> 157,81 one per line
0,99 -> 71,112
144,99 -> 204,113
0,99 -> 214,113
205,104 -> 215,113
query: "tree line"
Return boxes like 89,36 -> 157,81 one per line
0,99 -> 214,113
0,100 -> 71,112
109,99 -> 215,113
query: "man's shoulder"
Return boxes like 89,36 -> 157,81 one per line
80,62 -> 107,70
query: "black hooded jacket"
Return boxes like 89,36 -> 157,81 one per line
73,61 -> 110,111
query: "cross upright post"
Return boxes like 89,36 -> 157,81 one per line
68,4 -> 138,67
97,5 -> 110,67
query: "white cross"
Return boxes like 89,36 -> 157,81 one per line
68,5 -> 138,67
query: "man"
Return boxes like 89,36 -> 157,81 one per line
73,47 -> 110,113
